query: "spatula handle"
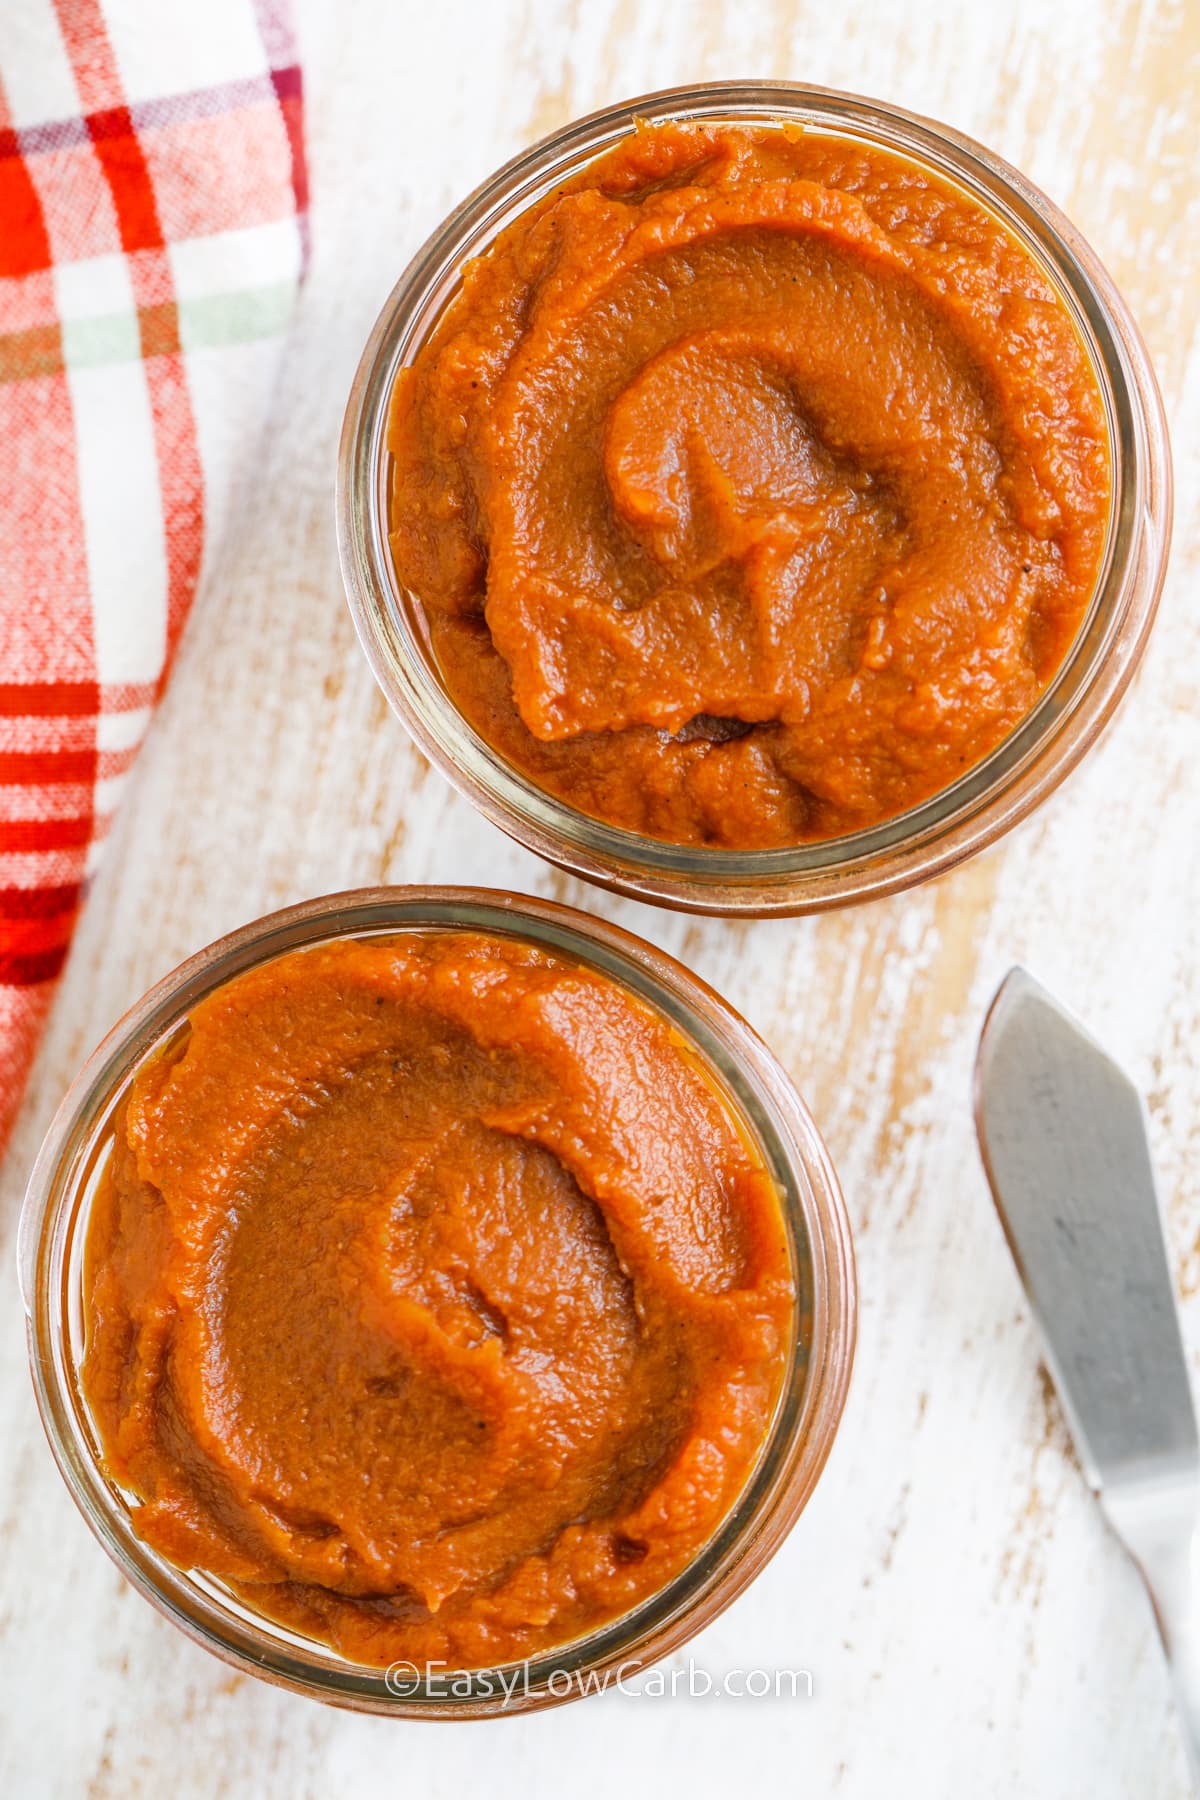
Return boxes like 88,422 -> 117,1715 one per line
1107,1481 -> 1200,1791
1145,1552 -> 1200,1791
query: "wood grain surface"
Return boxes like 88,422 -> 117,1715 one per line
2,0 -> 1197,1793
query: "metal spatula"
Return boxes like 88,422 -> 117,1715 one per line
975,969 -> 1200,1785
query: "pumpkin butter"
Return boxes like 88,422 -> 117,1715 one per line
83,933 -> 794,1669
388,122 -> 1112,847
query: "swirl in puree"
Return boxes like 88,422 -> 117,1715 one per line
388,122 -> 1111,846
83,933 -> 795,1667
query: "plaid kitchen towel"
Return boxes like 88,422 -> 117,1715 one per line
0,0 -> 308,1154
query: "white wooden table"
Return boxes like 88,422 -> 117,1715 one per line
2,0 -> 1197,1792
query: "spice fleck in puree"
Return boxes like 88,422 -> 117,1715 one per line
83,933 -> 794,1669
389,123 -> 1112,848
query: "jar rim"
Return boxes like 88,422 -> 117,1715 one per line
337,80 -> 1172,916
21,885 -> 856,1716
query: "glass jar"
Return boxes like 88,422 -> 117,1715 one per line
19,886 -> 855,1716
337,80 -> 1171,917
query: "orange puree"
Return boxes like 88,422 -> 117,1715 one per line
388,122 -> 1112,847
83,933 -> 794,1668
